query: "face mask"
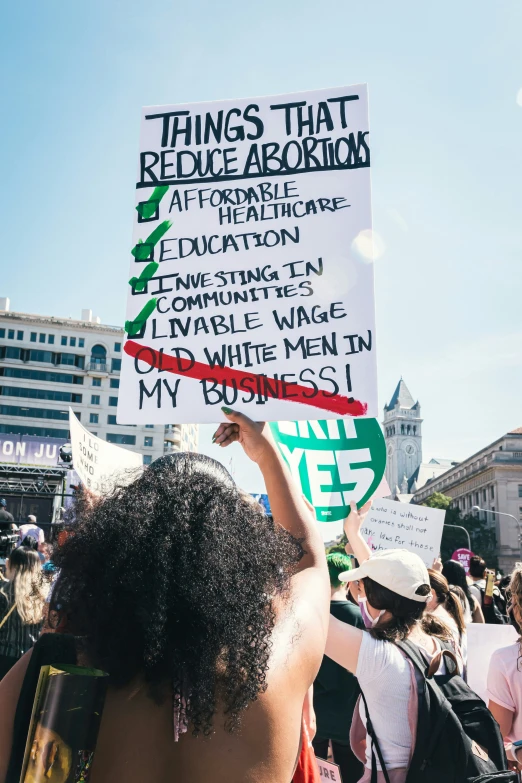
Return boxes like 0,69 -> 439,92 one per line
358,596 -> 386,629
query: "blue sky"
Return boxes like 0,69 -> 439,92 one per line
1,0 -> 521,491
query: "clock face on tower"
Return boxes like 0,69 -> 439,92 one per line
405,445 -> 415,455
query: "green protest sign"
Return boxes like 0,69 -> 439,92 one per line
270,418 -> 386,542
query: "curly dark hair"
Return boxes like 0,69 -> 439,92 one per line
53,453 -> 303,735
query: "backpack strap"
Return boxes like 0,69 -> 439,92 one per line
395,639 -> 454,773
5,633 -> 77,783
359,689 -> 391,783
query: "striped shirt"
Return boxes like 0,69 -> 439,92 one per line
0,584 -> 42,659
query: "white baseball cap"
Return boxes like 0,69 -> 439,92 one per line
339,549 -> 430,603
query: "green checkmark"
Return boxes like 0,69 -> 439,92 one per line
136,185 -> 170,220
129,261 -> 159,293
125,298 -> 158,337
131,220 -> 172,261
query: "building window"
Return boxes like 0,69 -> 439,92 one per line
39,333 -> 46,343
92,378 -> 101,387
0,329 -> 4,338
482,489 -> 487,502
106,433 -> 136,445
110,378 -> 120,389
91,395 -> 100,405
8,330 -> 14,340
491,486 -> 495,500
0,423 -> 69,437
59,353 -> 84,369
0,404 -> 68,421
145,424 -> 154,428
90,344 -> 107,371
143,455 -> 152,465
1,367 -> 84,385
79,338 -> 85,348
70,337 -> 76,347
519,486 -> 522,498
0,385 -> 82,404
48,334 -> 55,344
107,415 -> 117,425
30,332 -> 37,342
144,436 -> 153,447
16,331 -> 23,340
90,413 -> 99,424
109,396 -> 118,407
111,358 -> 121,372
114,342 -> 121,352
61,336 -> 67,346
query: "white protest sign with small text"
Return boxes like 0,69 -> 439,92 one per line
361,498 -> 446,566
69,409 -> 143,496
118,85 -> 376,424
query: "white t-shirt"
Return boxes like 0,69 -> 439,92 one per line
356,632 -> 452,771
18,523 -> 45,546
487,642 -> 522,743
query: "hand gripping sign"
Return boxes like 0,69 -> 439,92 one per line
270,417 -> 386,542
118,84 -> 377,425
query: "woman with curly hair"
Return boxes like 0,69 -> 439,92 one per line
0,410 -> 329,783
488,564 -> 522,769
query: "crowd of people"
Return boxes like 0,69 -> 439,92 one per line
0,411 -> 520,782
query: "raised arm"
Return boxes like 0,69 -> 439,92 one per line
213,408 -> 326,572
344,500 -> 373,564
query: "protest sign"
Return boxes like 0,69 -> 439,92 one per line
466,623 -> 518,703
270,417 -> 386,542
316,757 -> 342,782
69,410 -> 142,496
360,498 -> 446,566
452,547 -> 474,574
118,85 -> 376,425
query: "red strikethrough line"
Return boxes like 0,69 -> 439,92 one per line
124,340 -> 368,417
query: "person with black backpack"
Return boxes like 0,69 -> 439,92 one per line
325,500 -> 516,783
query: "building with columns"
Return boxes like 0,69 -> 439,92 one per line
0,297 -> 198,526
413,427 -> 522,572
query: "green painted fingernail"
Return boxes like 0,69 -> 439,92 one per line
221,407 -> 233,414
211,432 -> 217,442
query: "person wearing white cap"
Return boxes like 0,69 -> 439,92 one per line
325,501 -> 457,783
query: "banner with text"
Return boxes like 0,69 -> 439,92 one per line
69,410 -> 143,496
361,498 -> 446,566
270,417 -> 386,542
118,85 -> 376,424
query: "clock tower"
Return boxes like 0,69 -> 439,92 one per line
382,379 -> 423,494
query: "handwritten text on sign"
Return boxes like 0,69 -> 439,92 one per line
69,410 -> 142,496
362,499 -> 446,566
118,85 -> 377,424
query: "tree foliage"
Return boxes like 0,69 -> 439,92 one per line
422,492 -> 498,570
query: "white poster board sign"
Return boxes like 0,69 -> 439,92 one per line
69,409 -> 142,495
360,499 -> 446,566
118,84 -> 376,424
316,757 -> 343,782
466,623 -> 518,703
